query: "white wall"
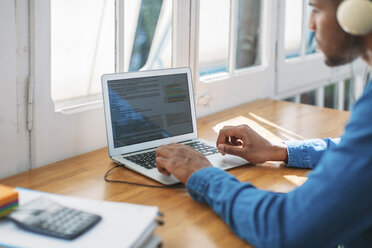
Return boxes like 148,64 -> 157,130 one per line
0,0 -> 30,179
0,0 -> 19,178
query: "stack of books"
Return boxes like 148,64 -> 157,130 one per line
0,188 -> 161,248
0,185 -> 18,218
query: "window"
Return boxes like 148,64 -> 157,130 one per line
31,0 -> 179,168
31,0 -> 367,169
284,77 -> 366,111
51,0 -> 173,105
324,83 -> 337,109
198,0 -> 262,77
300,90 -> 316,105
284,0 -> 316,59
124,0 -> 172,72
193,0 -> 274,117
284,0 -> 303,58
235,0 -> 262,69
198,0 -> 229,76
51,0 -> 115,102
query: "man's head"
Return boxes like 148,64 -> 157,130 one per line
308,0 -> 372,67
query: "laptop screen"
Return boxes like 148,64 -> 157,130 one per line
107,73 -> 193,148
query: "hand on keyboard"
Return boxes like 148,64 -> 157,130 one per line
155,143 -> 212,184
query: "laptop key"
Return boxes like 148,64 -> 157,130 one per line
124,151 -> 157,170
186,141 -> 218,156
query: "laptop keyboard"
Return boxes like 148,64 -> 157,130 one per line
123,141 -> 219,170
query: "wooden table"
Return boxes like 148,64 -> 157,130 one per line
0,99 -> 350,247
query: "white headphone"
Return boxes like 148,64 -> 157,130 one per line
337,0 -> 372,35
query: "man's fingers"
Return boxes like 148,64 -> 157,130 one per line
156,144 -> 174,158
230,136 -> 243,146
218,143 -> 244,157
216,126 -> 240,146
156,157 -> 171,176
156,143 -> 190,176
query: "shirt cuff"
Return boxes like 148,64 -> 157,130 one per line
186,167 -> 227,203
285,140 -> 311,168
285,139 -> 336,169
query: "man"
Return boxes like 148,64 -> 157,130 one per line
156,0 -> 372,247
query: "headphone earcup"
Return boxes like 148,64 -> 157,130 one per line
337,0 -> 372,35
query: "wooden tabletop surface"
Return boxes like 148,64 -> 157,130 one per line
0,99 -> 350,247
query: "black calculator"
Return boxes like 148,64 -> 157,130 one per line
8,197 -> 102,240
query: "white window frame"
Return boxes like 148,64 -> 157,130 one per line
190,0 -> 278,117
275,0 -> 366,99
30,0 -> 191,167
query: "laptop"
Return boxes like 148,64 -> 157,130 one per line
101,67 -> 248,185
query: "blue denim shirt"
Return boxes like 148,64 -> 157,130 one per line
186,81 -> 372,248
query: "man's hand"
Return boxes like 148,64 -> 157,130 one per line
156,143 -> 212,184
216,125 -> 288,163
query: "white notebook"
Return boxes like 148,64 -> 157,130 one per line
0,188 -> 159,248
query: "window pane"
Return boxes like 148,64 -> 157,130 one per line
51,0 -> 115,102
305,31 -> 316,55
235,0 -> 262,70
344,78 -> 353,110
300,90 -> 316,105
284,0 -> 303,59
199,0 -> 230,76
125,0 -> 172,72
324,83 -> 337,108
305,5 -> 317,55
284,97 -> 296,102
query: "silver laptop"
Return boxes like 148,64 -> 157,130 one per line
101,68 -> 248,185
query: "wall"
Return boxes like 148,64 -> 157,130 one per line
0,1 -> 107,178
0,0 -> 19,178
0,0 -> 30,179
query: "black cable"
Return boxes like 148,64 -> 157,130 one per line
104,164 -> 185,189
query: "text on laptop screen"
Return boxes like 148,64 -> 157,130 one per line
108,73 -> 193,148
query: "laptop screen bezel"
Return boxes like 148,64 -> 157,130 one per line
101,67 -> 199,157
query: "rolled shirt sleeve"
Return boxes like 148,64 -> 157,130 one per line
285,138 -> 340,169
